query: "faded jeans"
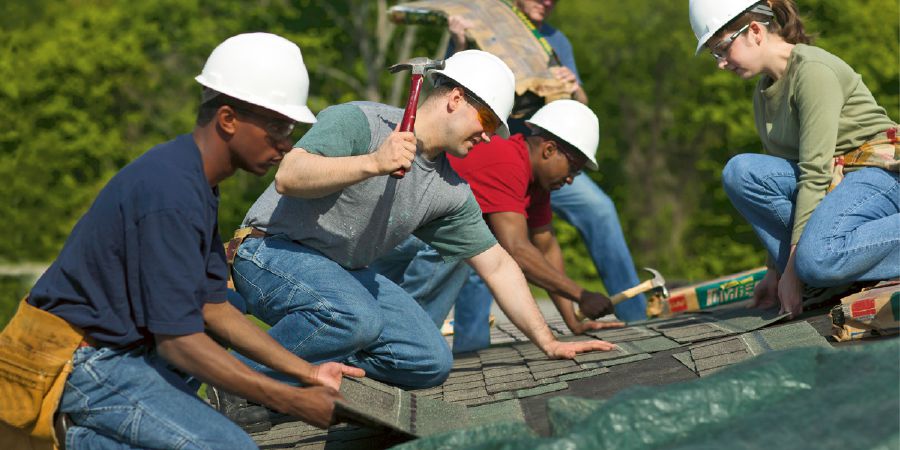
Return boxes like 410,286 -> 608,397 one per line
722,153 -> 900,285
59,345 -> 255,450
232,235 -> 452,389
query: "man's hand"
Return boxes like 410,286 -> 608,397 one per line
549,66 -> 577,84
751,269 -> 779,309
549,66 -> 579,93
276,386 -> 344,429
578,291 -> 614,319
569,319 -> 625,335
448,15 -> 474,52
543,339 -> 617,360
309,362 -> 365,391
371,127 -> 416,175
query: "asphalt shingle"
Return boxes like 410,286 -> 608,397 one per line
675,321 -> 832,376
651,307 -> 789,343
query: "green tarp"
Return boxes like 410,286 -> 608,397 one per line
392,339 -> 900,449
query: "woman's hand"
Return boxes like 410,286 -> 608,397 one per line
778,247 -> 803,318
751,268 -> 780,309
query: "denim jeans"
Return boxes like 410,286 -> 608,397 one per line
232,235 -> 452,389
59,346 -> 255,450
452,269 -> 493,353
722,153 -> 900,286
368,235 -> 471,328
551,173 -> 647,321
370,237 -> 488,353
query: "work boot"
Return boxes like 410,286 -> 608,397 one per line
207,386 -> 280,433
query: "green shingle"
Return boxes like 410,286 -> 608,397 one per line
622,336 -> 683,353
412,396 -> 470,436
468,399 -> 526,425
685,321 -> 831,376
601,353 -> 652,367
586,326 -> 659,342
558,367 -> 610,381
671,351 -> 695,371
516,381 -> 569,398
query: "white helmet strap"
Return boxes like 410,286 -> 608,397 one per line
748,3 -> 775,18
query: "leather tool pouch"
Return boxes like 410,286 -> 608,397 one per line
0,298 -> 83,447
829,127 -> 899,192
225,227 -> 255,289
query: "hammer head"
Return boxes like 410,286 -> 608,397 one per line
389,57 -> 445,75
643,267 -> 669,299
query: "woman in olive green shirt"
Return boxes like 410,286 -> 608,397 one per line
689,0 -> 899,317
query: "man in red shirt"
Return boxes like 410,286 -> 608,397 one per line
447,99 -> 624,339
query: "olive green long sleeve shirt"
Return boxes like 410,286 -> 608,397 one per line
753,44 -> 895,244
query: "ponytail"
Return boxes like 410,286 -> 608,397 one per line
767,0 -> 813,44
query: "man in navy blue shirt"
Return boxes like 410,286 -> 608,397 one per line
19,33 -> 363,448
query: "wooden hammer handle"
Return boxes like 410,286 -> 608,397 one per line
390,73 -> 425,179
609,279 -> 655,305
574,279 -> 659,321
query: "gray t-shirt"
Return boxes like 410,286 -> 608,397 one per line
242,101 -> 496,269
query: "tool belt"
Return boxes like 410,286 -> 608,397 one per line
224,227 -> 267,289
829,127 -> 899,192
0,298 -> 84,449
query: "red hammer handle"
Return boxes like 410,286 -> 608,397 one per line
390,74 -> 425,179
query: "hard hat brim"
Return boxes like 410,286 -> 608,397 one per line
270,104 -> 317,124
524,119 -> 599,171
695,33 -> 715,55
195,75 -> 317,124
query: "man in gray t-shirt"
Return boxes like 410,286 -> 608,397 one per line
225,52 -> 615,428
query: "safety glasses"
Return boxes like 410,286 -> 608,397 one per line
709,22 -> 768,61
557,144 -> 586,177
231,105 -> 297,142
465,93 -> 500,135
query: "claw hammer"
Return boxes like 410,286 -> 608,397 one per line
387,57 -> 445,179
576,267 -> 669,321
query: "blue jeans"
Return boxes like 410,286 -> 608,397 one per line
371,238 -> 488,354
452,269 -> 493,353
232,235 -> 452,389
551,173 -> 647,321
722,153 -> 900,285
59,346 -> 255,450
368,235 -> 471,328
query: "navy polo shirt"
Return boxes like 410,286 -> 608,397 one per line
29,134 -> 228,347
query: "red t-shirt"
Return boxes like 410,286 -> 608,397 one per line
448,134 -> 552,229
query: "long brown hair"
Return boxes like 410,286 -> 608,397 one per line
716,0 -> 813,45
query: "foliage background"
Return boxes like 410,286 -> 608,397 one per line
1,0 -> 897,325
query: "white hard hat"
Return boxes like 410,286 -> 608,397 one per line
526,100 -> 599,171
431,50 -> 516,138
196,33 -> 316,123
689,0 -> 760,55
